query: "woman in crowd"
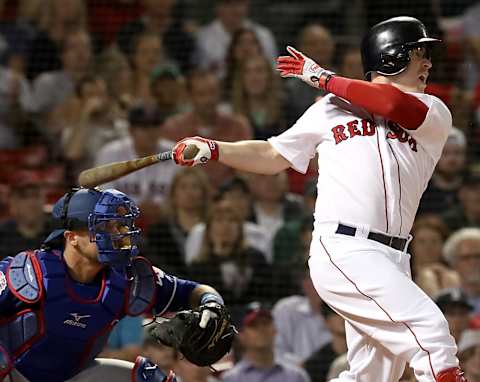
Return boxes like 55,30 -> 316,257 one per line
143,168 -> 211,277
128,31 -> 169,105
229,54 -> 286,140
27,0 -> 87,80
410,215 -> 460,296
188,199 -> 272,307
223,27 -> 263,98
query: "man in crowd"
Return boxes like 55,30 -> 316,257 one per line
222,302 -> 310,382
443,228 -> 480,313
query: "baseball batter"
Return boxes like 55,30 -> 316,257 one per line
172,17 -> 467,382
0,187 -> 227,382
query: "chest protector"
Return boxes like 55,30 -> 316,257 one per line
0,250 -> 156,382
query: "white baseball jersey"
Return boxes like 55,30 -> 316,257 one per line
269,92 -> 452,238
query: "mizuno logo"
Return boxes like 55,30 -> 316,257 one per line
63,313 -> 91,329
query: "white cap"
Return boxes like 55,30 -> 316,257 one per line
446,126 -> 466,148
458,329 -> 480,353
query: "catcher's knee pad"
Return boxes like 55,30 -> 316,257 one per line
132,356 -> 176,382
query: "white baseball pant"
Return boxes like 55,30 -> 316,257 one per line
308,227 -> 459,382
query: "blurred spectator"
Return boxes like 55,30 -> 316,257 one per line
0,64 -> 34,148
303,304 -> 347,382
336,44 -> 363,80
285,23 -> 335,126
272,265 -> 332,366
273,184 -> 315,266
174,357 -> 221,382
95,46 -> 135,113
128,31 -> 172,105
143,168 -> 211,276
222,302 -> 310,382
150,64 -> 188,118
229,55 -> 286,139
0,172 -> 55,259
185,176 -> 270,264
58,75 -> 129,177
194,0 -> 277,78
116,0 -> 195,73
27,0 -> 87,80
418,127 -> 467,214
434,288 -> 473,343
30,28 -> 92,126
142,321 -> 178,375
463,2 -> 480,90
326,353 -> 349,380
87,0 -> 142,46
188,200 -> 272,306
443,227 -> 480,313
223,27 -> 263,97
162,70 -> 252,187
442,164 -> 480,232
247,171 -> 304,251
94,104 -> 179,227
0,0 -> 41,76
409,215 -> 460,297
458,329 -> 480,381
100,316 -> 143,362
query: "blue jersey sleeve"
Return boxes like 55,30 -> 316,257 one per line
152,267 -> 198,316
0,257 -> 22,314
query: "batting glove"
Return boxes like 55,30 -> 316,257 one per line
276,46 -> 335,90
172,136 -> 219,166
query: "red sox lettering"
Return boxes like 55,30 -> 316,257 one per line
331,118 -> 418,152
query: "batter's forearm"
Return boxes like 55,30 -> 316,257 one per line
217,140 -> 291,175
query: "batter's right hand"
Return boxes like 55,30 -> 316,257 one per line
276,46 -> 335,90
172,136 -> 219,166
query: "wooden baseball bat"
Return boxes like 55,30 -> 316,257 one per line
78,145 -> 199,188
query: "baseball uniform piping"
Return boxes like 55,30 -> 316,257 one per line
319,237 -> 437,379
387,141 -> 404,235
376,129 -> 389,232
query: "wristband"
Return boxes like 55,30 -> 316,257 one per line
199,292 -> 224,306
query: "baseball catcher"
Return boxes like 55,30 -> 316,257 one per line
147,302 -> 237,367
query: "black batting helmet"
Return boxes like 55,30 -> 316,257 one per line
361,16 -> 440,79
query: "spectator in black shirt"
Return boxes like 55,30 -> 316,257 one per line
116,0 -> 195,73
0,170 -> 55,259
418,127 -> 467,215
304,303 -> 347,382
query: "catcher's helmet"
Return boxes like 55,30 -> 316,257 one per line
361,16 -> 440,79
44,188 -> 141,270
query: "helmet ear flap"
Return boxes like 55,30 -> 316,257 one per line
378,46 -> 411,75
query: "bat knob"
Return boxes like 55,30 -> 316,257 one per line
183,145 -> 200,160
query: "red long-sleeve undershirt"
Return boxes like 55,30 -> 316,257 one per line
326,76 -> 429,130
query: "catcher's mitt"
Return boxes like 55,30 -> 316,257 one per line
147,303 -> 236,367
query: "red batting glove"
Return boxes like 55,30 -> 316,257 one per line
172,136 -> 219,166
276,46 -> 335,90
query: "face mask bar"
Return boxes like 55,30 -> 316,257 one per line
87,190 -> 142,269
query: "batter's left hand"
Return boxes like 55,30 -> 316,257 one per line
276,46 -> 335,90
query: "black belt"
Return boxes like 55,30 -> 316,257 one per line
335,224 -> 408,251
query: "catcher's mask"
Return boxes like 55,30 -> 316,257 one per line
44,188 -> 141,270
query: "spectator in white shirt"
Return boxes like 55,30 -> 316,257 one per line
194,0 -> 277,79
273,265 -> 332,366
94,104 -> 179,227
